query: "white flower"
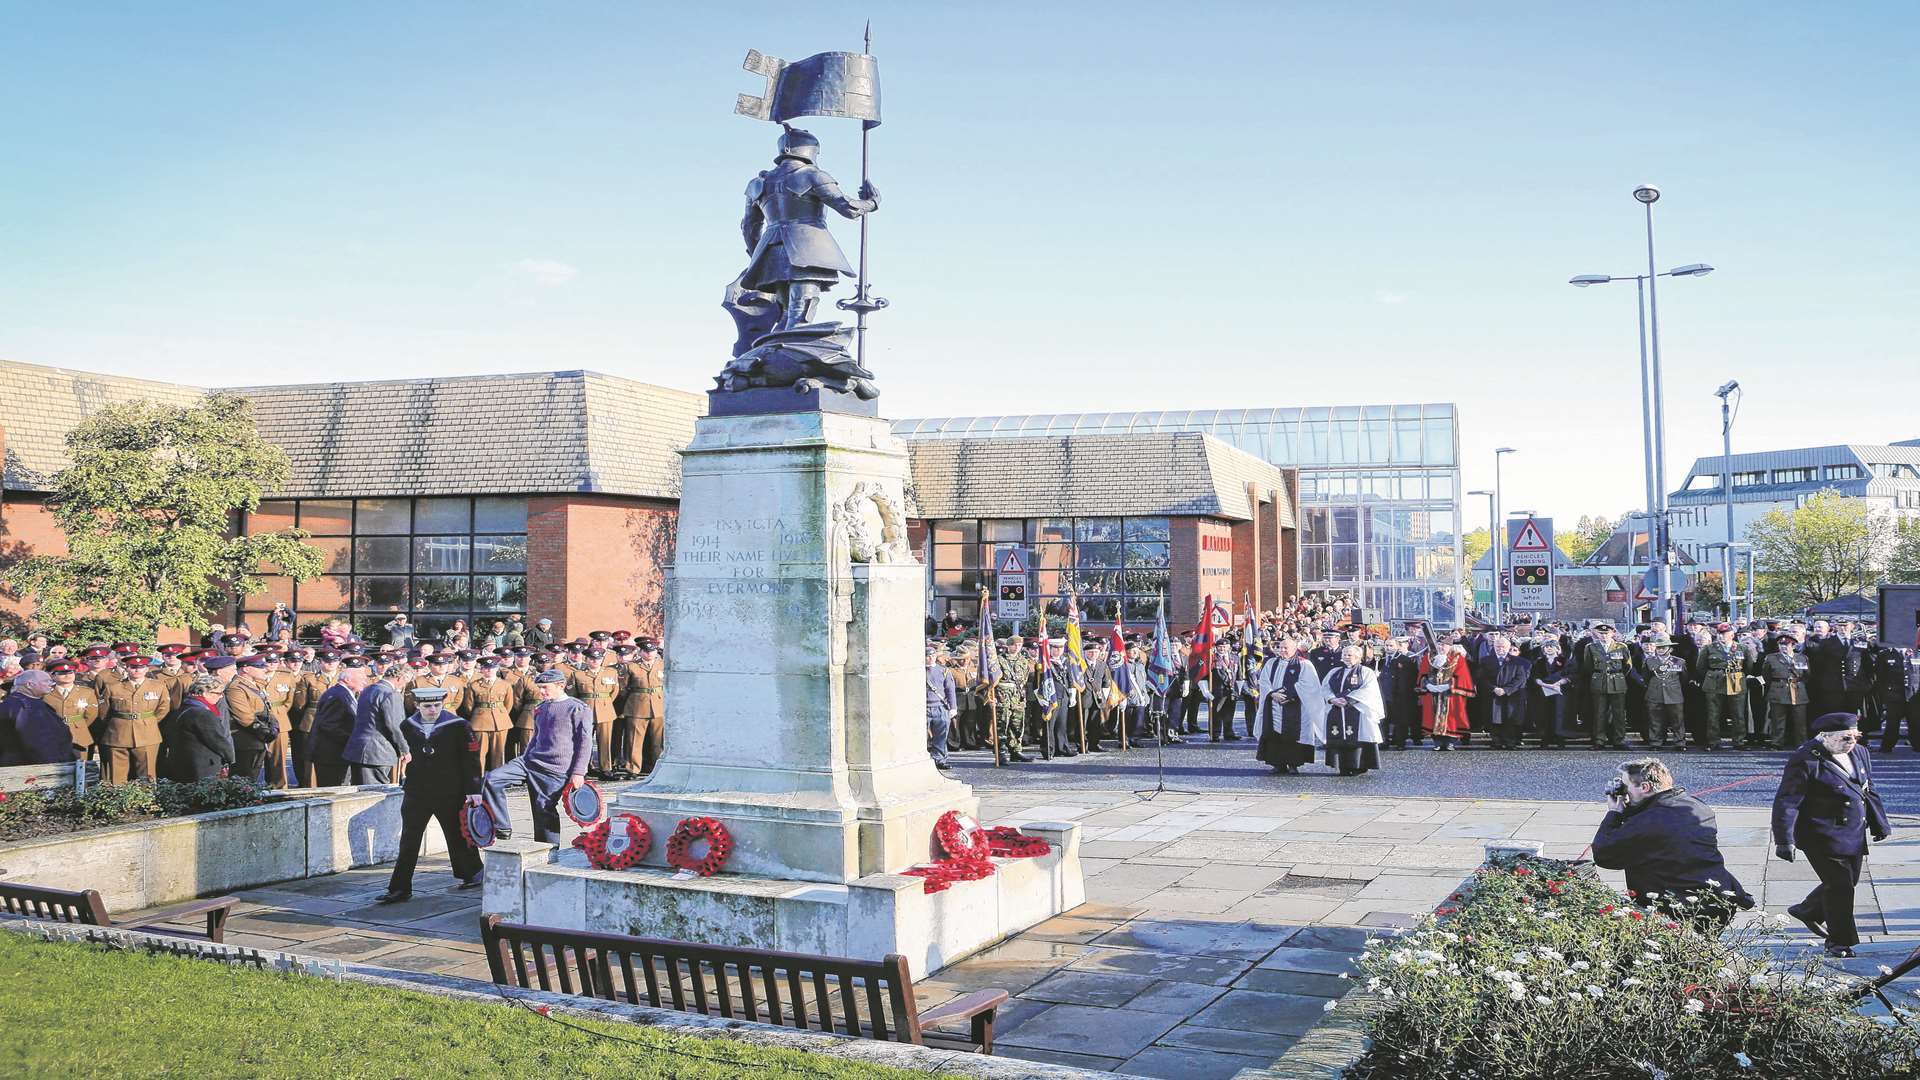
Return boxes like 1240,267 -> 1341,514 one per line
1586,985 -> 1605,998
1383,987 -> 1395,998
1509,985 -> 1527,1000
1323,999 -> 1337,1012
1881,965 -> 1896,976
1339,972 -> 1351,980
1717,967 -> 1736,981
1571,960 -> 1591,971
1535,994 -> 1553,1004
1367,977 -> 1383,991
1622,978 -> 1644,987
1706,879 -> 1720,887
1685,998 -> 1706,1014
1733,1051 -> 1753,1069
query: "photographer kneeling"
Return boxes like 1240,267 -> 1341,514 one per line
1592,757 -> 1755,932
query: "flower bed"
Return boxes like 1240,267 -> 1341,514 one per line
0,778 -> 268,843
1349,854 -> 1920,1079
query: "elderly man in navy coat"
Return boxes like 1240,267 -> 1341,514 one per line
475,668 -> 591,843
344,662 -> 412,785
0,670 -> 71,766
1772,712 -> 1893,957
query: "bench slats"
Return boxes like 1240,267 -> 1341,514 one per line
1,881 -> 236,945
480,915 -> 1009,1052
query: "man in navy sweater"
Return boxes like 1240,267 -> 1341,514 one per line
476,668 -> 592,843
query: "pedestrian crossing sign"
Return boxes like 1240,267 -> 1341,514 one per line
998,547 -> 1030,575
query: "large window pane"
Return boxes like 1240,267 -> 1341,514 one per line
1123,568 -> 1171,596
1304,546 -> 1330,581
474,497 -> 528,533
414,497 -> 471,533
1029,519 -> 1073,544
933,544 -> 979,570
1331,509 -> 1360,544
1123,518 -> 1170,541
243,576 -> 294,608
300,500 -> 353,536
1075,518 -> 1121,542
413,536 -> 471,573
1122,596 -> 1162,622
299,575 -> 351,614
356,499 -> 410,535
1332,545 -> 1359,581
250,501 -> 296,534
353,614 -> 397,643
1077,542 -> 1123,569
353,576 -> 409,610
1124,542 -> 1170,568
354,537 -> 409,573
1028,543 -> 1073,571
1303,509 -> 1329,544
1073,570 -> 1124,594
980,519 -> 1023,542
474,575 -> 528,612
1079,595 -> 1119,622
474,535 -> 527,572
415,575 -> 473,611
932,569 -> 980,596
1424,418 -> 1456,466
305,536 -> 351,573
931,520 -> 977,545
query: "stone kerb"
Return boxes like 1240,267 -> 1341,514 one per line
0,787 -> 433,912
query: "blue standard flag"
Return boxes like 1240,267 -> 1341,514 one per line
1147,594 -> 1177,696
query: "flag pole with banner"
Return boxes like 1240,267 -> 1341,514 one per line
1065,590 -> 1088,753
977,586 -> 999,767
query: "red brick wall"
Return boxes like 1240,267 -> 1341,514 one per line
527,495 -> 679,640
1257,498 -> 1281,609
0,495 -> 66,632
1194,519 -> 1235,616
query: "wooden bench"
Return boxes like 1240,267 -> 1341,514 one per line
480,915 -> 1008,1054
0,880 -> 239,944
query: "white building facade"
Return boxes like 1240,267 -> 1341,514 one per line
1668,439 -> 1920,570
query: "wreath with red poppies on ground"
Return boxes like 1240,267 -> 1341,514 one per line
665,816 -> 734,876
459,802 -> 496,850
571,814 -> 652,870
902,811 -> 1053,893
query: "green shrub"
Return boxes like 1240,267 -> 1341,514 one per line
1351,855 -> 1920,1079
153,777 -> 267,816
0,779 -> 267,841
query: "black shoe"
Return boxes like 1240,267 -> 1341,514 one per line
375,890 -> 412,905
492,829 -> 513,841
1825,945 -> 1857,959
456,877 -> 483,891
1007,751 -> 1032,763
934,761 -> 953,771
1224,735 -> 1241,742
1788,905 -> 1828,939
1057,748 -> 1078,757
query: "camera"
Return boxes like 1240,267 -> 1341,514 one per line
1605,776 -> 1630,800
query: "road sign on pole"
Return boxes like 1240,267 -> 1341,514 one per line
994,546 -> 1030,621
1506,517 -> 1555,612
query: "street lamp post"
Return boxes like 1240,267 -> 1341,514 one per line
1493,447 -> 1516,627
1715,381 -> 1742,622
1570,185 -> 1713,625
1468,489 -> 1495,621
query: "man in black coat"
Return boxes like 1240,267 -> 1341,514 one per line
1487,636 -> 1533,750
308,659 -> 369,786
1379,637 -> 1421,750
1593,756 -> 1754,930
1772,712 -> 1893,957
0,671 -> 71,766
1802,620 -> 1848,719
158,674 -> 236,781
376,687 -> 484,903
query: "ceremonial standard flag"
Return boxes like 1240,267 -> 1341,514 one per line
1109,606 -> 1126,660
1147,595 -> 1176,696
1190,593 -> 1215,683
975,589 -> 994,686
1064,593 -> 1087,678
1034,613 -> 1057,715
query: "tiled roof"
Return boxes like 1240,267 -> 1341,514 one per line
0,360 -> 701,500
904,433 -> 1295,525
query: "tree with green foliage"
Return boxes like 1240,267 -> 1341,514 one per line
1557,514 -> 1617,564
2,393 -> 322,639
1745,489 -> 1893,614
1889,518 -> 1920,584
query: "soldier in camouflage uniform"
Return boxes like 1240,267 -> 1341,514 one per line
1695,623 -> 1751,749
992,636 -> 1033,763
1580,623 -> 1633,750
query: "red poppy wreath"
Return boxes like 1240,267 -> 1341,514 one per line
933,810 -> 986,859
665,817 -> 733,876
571,814 -> 652,870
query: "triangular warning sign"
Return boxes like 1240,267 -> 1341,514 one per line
1511,519 -> 1550,552
999,549 -> 1027,574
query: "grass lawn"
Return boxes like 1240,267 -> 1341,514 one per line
0,932 -> 922,1079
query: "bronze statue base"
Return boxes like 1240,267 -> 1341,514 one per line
707,385 -> 879,418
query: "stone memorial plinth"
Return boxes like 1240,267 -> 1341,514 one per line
484,410 -> 1083,975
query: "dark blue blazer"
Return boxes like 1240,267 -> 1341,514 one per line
1772,741 -> 1892,857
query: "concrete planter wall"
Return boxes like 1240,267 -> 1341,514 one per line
0,787 -> 441,911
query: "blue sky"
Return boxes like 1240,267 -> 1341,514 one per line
3,2 -> 1914,523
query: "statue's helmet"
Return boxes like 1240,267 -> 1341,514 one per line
776,125 -> 820,163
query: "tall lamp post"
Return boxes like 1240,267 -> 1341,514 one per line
1468,489 -> 1495,621
1714,381 -> 1742,622
1493,448 -> 1516,627
1570,184 -> 1714,624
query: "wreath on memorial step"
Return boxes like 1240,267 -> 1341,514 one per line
460,802 -> 498,850
904,813 -> 1054,893
571,814 -> 652,871
665,817 -> 734,877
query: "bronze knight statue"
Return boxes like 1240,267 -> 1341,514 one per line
718,125 -> 881,401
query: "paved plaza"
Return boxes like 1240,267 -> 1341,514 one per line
113,782 -> 1920,1077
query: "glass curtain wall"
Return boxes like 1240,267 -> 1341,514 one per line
896,404 -> 1465,626
239,497 -> 529,643
928,516 -> 1172,625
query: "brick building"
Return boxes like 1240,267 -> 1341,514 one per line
2,359 -> 1299,641
905,433 -> 1300,628
1,360 -> 699,642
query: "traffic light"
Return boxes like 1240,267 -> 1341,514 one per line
999,584 -> 1026,602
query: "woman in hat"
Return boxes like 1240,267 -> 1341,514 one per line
1771,712 -> 1893,957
